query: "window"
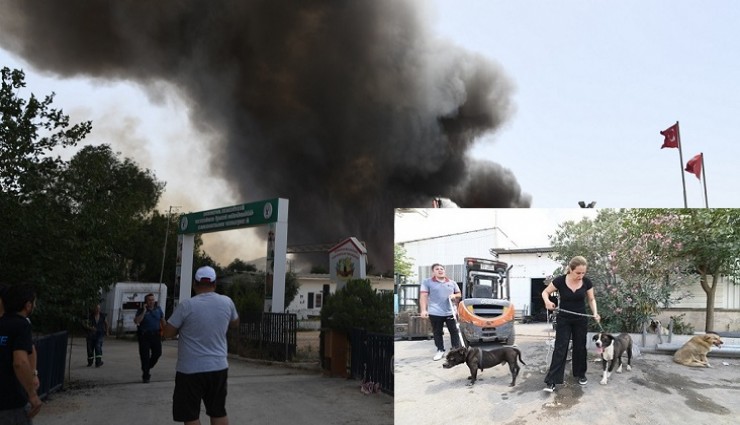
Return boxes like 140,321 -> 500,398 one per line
308,293 -> 314,309
315,293 -> 322,308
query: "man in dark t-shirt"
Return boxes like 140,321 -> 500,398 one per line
0,284 -> 43,421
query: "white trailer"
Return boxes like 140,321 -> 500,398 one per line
101,282 -> 167,335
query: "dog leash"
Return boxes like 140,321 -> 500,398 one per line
448,297 -> 468,349
555,306 -> 605,333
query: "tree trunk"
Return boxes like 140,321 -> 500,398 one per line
704,274 -> 719,332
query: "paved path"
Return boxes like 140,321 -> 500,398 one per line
395,323 -> 740,425
36,336 -> 392,425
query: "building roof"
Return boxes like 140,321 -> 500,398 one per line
328,237 -> 367,254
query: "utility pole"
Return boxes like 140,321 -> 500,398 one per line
159,206 -> 181,284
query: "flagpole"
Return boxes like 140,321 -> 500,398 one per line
676,121 -> 688,208
701,152 -> 709,208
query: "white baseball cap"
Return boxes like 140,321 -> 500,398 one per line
194,266 -> 217,283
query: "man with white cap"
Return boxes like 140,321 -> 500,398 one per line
163,266 -> 239,425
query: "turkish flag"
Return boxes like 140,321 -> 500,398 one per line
685,154 -> 702,179
660,123 -> 679,149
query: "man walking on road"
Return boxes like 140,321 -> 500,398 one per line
134,293 -> 166,383
163,266 -> 239,425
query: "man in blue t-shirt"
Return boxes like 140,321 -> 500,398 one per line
420,263 -> 462,361
134,293 -> 166,383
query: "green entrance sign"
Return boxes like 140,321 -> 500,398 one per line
175,198 -> 288,313
178,198 -> 279,234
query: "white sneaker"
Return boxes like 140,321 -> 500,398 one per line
433,350 -> 445,361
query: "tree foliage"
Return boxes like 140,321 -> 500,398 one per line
550,209 -> 694,333
637,209 -> 740,331
394,244 -> 415,279
0,67 -> 165,332
320,279 -> 393,334
1,67 -> 91,200
220,271 -> 300,320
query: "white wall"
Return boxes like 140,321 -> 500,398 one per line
400,228 -> 516,283
286,275 -> 394,320
498,252 -> 561,316
669,275 -> 740,309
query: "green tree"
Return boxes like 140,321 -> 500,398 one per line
1,67 -> 91,200
35,145 -> 164,330
394,244 -> 415,279
550,209 -> 693,332
1,67 -> 91,330
225,258 -> 257,274
320,279 -> 393,334
1,67 -> 168,331
651,209 -> 740,332
60,145 -> 164,277
221,271 -> 300,318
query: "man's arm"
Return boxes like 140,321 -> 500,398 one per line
229,318 -> 240,330
162,322 -> 179,339
30,345 -> 39,390
133,307 -> 146,325
419,292 -> 429,317
13,350 -> 42,417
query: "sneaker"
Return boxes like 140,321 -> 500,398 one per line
95,361 -> 103,368
433,350 -> 445,361
543,383 -> 556,393
578,376 -> 588,385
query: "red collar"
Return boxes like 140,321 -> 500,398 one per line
432,276 -> 450,283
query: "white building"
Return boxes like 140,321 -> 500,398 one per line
286,274 -> 393,323
398,229 -> 561,320
400,229 -> 740,330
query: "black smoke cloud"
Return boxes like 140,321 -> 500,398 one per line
0,0 -> 531,272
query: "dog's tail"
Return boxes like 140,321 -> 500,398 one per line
514,348 -> 526,365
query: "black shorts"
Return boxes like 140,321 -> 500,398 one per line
172,369 -> 229,422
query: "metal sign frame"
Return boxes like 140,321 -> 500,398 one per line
176,198 -> 288,313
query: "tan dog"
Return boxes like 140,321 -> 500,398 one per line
673,333 -> 723,367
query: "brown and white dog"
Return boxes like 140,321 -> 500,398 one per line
592,332 -> 633,385
673,333 -> 723,367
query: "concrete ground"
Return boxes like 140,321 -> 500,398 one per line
395,323 -> 740,425
35,335 -> 392,425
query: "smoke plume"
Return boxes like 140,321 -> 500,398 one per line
0,0 -> 531,272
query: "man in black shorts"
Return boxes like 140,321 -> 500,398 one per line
163,266 -> 239,424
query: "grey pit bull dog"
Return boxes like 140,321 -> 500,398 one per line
442,346 -> 526,386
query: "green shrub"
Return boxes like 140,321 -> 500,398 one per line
320,279 -> 393,334
669,314 -> 695,335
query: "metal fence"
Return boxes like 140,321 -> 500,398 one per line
349,329 -> 394,395
34,331 -> 68,399
231,312 -> 297,361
